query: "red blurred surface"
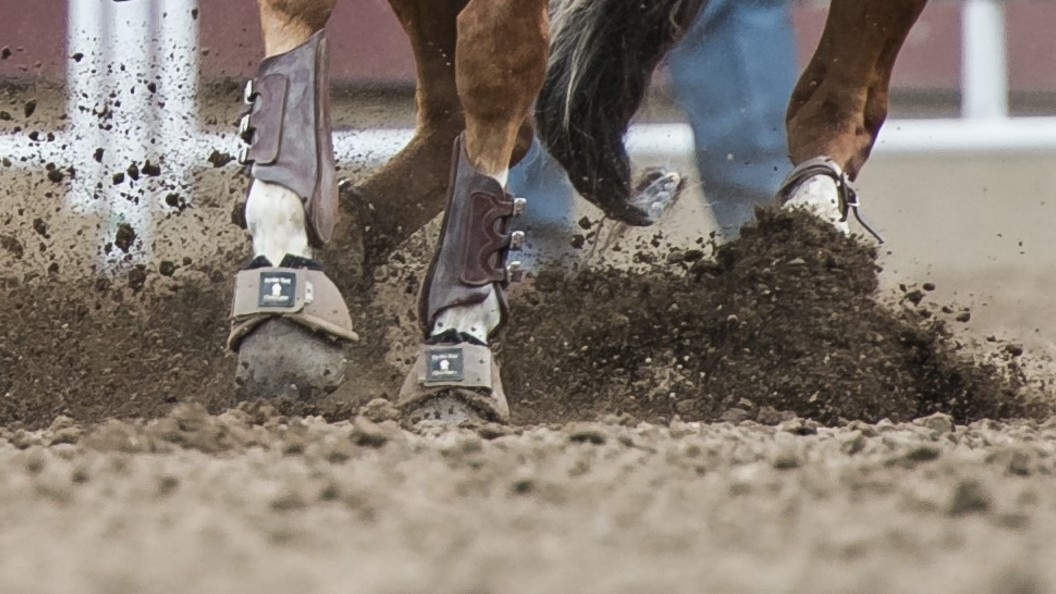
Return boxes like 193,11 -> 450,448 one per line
0,1 -> 1054,94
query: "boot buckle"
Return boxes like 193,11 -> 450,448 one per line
242,79 -> 256,105
238,114 -> 253,143
509,231 -> 525,251
506,261 -> 524,283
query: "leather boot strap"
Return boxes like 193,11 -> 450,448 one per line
238,30 -> 337,246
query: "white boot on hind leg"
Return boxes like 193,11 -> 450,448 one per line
776,157 -> 884,242
782,174 -> 849,234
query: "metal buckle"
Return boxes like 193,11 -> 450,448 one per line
506,261 -> 524,283
509,231 -> 525,251
783,158 -> 885,244
512,197 -> 527,217
237,114 -> 253,143
242,79 -> 256,105
237,145 -> 250,165
836,178 -> 884,244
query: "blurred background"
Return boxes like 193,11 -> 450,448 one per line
0,0 -> 1054,352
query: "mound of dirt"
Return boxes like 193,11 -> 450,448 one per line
501,209 -> 1050,425
0,209 -> 1049,430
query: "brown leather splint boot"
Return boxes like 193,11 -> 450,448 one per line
230,32 -> 356,400
398,134 -> 526,426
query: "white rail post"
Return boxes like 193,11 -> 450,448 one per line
158,0 -> 201,175
65,0 -> 105,214
64,0 -> 201,267
961,0 -> 1009,120
105,0 -> 156,262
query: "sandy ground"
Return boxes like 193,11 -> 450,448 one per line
1,405 -> 1055,593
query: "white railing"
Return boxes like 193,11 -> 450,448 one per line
874,0 -> 1056,153
632,0 -> 1056,157
0,0 -> 1052,265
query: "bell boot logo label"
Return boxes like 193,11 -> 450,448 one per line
426,348 -> 465,383
258,272 -> 297,308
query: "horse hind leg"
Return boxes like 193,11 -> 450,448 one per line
398,0 -> 550,425
231,0 -> 358,401
778,0 -> 927,235
338,0 -> 468,272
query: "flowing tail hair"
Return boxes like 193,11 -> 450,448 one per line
536,0 -> 705,225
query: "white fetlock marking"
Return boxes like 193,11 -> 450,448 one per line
783,175 -> 850,234
489,168 -> 509,188
246,180 -> 312,265
431,289 -> 502,346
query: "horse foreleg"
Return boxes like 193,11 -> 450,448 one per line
398,0 -> 549,424
257,0 -> 334,55
245,0 -> 337,264
231,0 -> 357,400
455,0 -> 549,183
780,0 -> 927,232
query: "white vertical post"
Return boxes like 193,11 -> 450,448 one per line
961,0 -> 1009,120
158,0 -> 200,155
65,0 -> 105,213
105,0 -> 155,262
64,0 -> 202,267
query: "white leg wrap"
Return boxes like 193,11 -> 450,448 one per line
430,289 -> 502,345
782,174 -> 849,234
245,180 -> 313,265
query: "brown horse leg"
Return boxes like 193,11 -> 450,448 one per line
398,0 -> 549,424
780,0 -> 926,231
456,0 -> 549,181
338,0 -> 467,271
243,0 -> 337,265
232,0 -> 356,401
257,0 -> 335,56
786,0 -> 927,176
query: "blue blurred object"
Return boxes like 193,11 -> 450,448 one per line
667,0 -> 796,239
509,0 -> 797,267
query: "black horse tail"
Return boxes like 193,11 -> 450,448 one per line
537,0 -> 705,225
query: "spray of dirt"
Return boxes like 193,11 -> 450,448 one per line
502,209 -> 1050,426
0,209 -> 1050,430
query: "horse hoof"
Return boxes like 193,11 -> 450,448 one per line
776,158 -> 853,234
403,394 -> 485,428
397,343 -> 510,427
631,167 -> 683,223
234,318 -> 347,401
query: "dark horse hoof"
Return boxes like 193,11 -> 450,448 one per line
404,394 -> 485,428
234,318 -> 347,401
397,343 -> 510,428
